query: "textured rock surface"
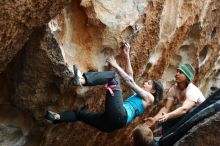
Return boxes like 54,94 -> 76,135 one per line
0,27 -> 70,146
0,124 -> 25,146
0,0 -> 71,73
174,112 -> 220,146
0,0 -> 220,146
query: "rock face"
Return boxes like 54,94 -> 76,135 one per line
0,0 -> 71,73
49,0 -> 220,96
174,112 -> 220,146
0,0 -> 220,146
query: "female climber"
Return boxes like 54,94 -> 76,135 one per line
45,43 -> 163,133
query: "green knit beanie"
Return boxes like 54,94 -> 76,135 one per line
178,64 -> 196,81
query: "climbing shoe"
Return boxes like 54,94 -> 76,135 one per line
72,65 -> 80,86
45,111 -> 58,122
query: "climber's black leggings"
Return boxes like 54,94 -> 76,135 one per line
58,71 -> 127,132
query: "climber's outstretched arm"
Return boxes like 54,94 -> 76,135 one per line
107,56 -> 153,101
123,42 -> 133,78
